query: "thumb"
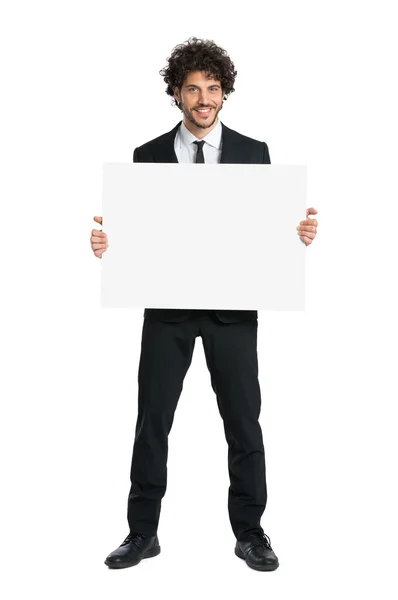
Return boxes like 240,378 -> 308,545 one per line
306,207 -> 318,216
93,215 -> 103,226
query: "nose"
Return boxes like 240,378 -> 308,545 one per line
198,90 -> 210,105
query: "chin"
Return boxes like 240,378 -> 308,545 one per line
192,115 -> 217,129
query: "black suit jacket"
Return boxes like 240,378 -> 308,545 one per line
133,120 -> 271,323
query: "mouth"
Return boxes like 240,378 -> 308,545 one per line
195,108 -> 213,117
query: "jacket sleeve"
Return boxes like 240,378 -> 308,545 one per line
262,142 -> 271,164
133,148 -> 139,163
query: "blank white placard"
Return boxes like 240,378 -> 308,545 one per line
101,163 -> 306,310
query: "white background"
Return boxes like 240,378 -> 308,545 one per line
1,1 -> 397,599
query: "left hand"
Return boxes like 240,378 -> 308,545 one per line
296,207 -> 318,246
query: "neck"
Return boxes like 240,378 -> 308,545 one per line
183,115 -> 219,139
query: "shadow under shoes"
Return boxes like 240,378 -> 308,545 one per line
105,532 -> 161,569
235,532 -> 279,571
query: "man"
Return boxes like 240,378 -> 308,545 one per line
90,37 -> 318,572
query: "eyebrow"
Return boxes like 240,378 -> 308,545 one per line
184,83 -> 221,88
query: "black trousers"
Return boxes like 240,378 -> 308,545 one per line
127,310 -> 267,541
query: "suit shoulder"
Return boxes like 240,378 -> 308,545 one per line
135,131 -> 170,152
134,123 -> 181,152
221,123 -> 270,163
133,123 -> 180,162
223,123 -> 268,149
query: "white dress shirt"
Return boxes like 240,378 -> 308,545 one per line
174,118 -> 223,164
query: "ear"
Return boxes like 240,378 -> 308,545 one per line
174,86 -> 183,104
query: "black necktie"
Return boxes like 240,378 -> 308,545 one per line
193,140 -> 205,163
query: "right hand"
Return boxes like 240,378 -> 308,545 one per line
90,216 -> 108,258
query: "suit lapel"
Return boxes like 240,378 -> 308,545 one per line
153,122 -> 180,162
152,120 -> 239,163
219,122 -> 239,163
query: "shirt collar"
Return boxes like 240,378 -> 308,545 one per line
179,118 -> 222,150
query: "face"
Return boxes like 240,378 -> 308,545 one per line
174,70 -> 224,130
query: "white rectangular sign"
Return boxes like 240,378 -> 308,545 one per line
101,163 -> 306,310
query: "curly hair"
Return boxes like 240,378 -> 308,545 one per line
159,37 -> 237,109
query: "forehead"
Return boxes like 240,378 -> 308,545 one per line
183,70 -> 221,86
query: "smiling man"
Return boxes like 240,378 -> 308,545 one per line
90,36 -> 318,572
176,72 -> 222,129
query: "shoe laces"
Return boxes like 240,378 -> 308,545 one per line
261,533 -> 272,549
250,532 -> 272,549
121,532 -> 146,548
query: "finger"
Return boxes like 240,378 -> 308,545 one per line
299,219 -> 318,227
91,229 -> 107,237
300,235 -> 312,245
91,233 -> 108,242
297,230 -> 316,239
94,248 -> 107,257
93,216 -> 103,225
297,225 -> 317,233
92,242 -> 108,250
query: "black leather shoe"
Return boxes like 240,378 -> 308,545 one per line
235,532 -> 279,571
104,532 -> 161,569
